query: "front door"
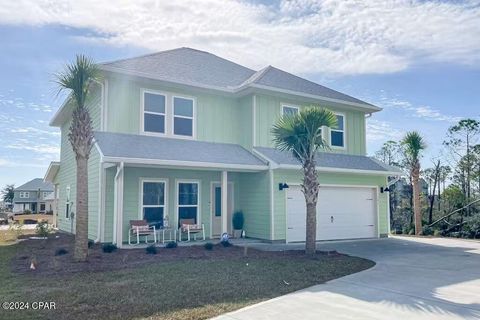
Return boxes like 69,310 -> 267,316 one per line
211,183 -> 234,237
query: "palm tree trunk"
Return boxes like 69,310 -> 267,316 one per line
412,165 -> 422,235
74,156 -> 89,261
303,160 -> 319,255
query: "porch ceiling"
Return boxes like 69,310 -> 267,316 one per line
94,131 -> 268,171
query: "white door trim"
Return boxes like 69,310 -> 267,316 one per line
210,181 -> 234,237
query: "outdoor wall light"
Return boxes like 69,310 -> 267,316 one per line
279,183 -> 289,191
380,187 -> 391,193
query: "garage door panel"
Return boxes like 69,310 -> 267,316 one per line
286,185 -> 377,242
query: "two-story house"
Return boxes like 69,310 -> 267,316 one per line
13,178 -> 54,214
44,47 -> 400,245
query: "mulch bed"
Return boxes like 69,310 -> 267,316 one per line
12,233 -> 343,276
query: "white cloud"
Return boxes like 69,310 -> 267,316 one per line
366,118 -> 404,141
6,143 -> 60,155
0,0 -> 479,75
378,97 -> 461,122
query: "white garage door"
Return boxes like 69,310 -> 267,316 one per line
286,185 -> 377,242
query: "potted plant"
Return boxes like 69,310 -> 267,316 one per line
232,211 -> 244,238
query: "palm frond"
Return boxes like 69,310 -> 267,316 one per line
272,107 -> 337,163
401,131 -> 427,166
55,54 -> 102,109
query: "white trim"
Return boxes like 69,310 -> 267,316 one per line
103,78 -> 109,131
113,162 -> 124,245
252,95 -> 257,147
19,192 -> 29,198
386,176 -> 391,235
100,164 -> 107,242
93,79 -> 105,131
141,89 -> 167,136
284,183 -> 380,242
277,164 -> 399,176
171,94 -> 196,139
269,169 -> 275,240
96,163 -> 104,242
44,161 -> 60,183
139,178 -> 169,225
281,103 -> 299,116
102,156 -> 268,171
329,111 -> 346,150
175,179 -> 201,227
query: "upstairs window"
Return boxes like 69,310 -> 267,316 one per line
173,96 -> 194,137
282,105 -> 299,116
19,192 -> 29,198
143,92 -> 166,134
330,114 -> 345,148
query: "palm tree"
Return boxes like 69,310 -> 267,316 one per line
272,107 -> 337,255
55,55 -> 101,261
401,131 -> 426,235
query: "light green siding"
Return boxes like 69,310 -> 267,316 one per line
238,171 -> 271,239
105,74 -> 253,149
254,94 -> 366,155
273,169 -> 389,240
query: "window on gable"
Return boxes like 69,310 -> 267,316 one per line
173,96 -> 194,137
330,114 -> 345,148
143,92 -> 166,134
282,105 -> 299,116
19,192 -> 29,198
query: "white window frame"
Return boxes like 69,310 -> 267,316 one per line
19,192 -> 29,198
281,104 -> 299,116
138,178 -> 168,224
42,192 -> 50,198
141,89 -> 167,136
176,179 -> 201,226
330,112 -> 346,150
172,95 -> 196,139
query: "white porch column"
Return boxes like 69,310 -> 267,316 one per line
113,162 -> 124,245
221,170 -> 228,235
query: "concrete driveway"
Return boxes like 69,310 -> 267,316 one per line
214,237 -> 480,320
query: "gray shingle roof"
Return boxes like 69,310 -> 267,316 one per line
254,147 -> 402,173
94,132 -> 267,169
101,47 -> 256,90
100,48 -> 377,109
15,178 -> 54,191
246,66 -> 373,106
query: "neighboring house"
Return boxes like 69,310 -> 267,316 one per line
12,178 -> 54,214
45,47 -> 400,245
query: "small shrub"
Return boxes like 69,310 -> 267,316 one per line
408,229 -> 415,235
55,248 -> 68,256
146,245 -> 157,254
433,230 -> 442,237
35,221 -> 51,238
88,240 -> 95,248
221,240 -> 232,247
23,209 -> 32,215
422,226 -> 433,236
102,243 -> 117,253
165,241 -> 177,249
204,242 -> 214,250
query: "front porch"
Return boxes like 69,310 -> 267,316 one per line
103,164 -> 270,246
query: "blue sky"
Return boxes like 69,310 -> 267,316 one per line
0,0 -> 479,188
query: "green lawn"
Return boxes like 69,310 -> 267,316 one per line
0,239 -> 374,320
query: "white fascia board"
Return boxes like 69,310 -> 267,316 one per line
277,164 -> 400,176
44,161 -> 61,182
101,156 -> 269,172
